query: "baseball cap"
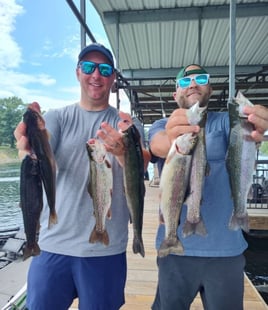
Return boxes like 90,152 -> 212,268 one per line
78,43 -> 114,67
176,64 -> 208,80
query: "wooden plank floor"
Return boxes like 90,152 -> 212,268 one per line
71,181 -> 268,310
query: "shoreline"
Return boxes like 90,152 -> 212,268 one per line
0,159 -> 20,165
0,148 -> 20,166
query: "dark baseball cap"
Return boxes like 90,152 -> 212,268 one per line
176,64 -> 208,80
78,43 -> 114,67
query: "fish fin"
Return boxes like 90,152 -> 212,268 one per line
89,227 -> 109,246
229,213 -> 249,232
129,213 -> 133,224
107,208 -> 112,220
23,243 -> 41,261
105,159 -> 112,168
165,146 -> 176,164
158,238 -> 184,258
48,211 -> 58,228
36,221 -> 41,233
159,212 -> 165,224
205,163 -> 210,176
87,182 -> 93,198
182,219 -> 207,238
132,235 -> 145,257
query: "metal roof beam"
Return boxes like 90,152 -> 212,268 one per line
103,3 -> 268,24
122,65 -> 268,79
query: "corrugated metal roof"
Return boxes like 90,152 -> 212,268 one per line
89,0 -> 268,124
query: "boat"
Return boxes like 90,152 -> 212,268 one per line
1,283 -> 27,310
243,229 -> 268,252
0,227 -> 20,249
0,231 -> 30,310
0,228 -> 25,270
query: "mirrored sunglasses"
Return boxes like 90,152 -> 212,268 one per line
177,74 -> 210,89
79,61 -> 114,77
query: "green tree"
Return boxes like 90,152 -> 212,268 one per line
0,97 -> 26,148
260,141 -> 268,156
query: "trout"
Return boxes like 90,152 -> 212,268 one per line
158,133 -> 197,257
226,91 -> 257,232
86,139 -> 113,246
183,106 -> 208,237
122,124 -> 145,257
158,102 -> 205,257
20,155 -> 43,260
23,102 -> 57,228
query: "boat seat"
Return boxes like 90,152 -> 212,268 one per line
0,251 -> 6,258
2,237 -> 25,254
14,230 -> 26,240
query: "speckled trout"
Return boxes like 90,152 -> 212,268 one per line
86,139 -> 113,246
122,124 -> 145,257
226,91 -> 257,232
158,102 -> 204,257
183,107 -> 208,237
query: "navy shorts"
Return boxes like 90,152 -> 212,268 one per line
26,251 -> 127,310
152,254 -> 245,310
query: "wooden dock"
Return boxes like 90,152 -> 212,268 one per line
0,181 -> 266,309
71,181 -> 268,310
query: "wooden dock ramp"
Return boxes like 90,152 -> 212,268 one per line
71,181 -> 268,310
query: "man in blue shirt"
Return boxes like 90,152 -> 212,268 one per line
148,64 -> 268,310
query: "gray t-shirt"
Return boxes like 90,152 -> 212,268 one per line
39,103 -> 132,257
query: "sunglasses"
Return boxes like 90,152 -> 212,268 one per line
79,61 -> 114,77
177,74 -> 210,89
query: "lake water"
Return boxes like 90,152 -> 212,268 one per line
0,163 -> 23,231
0,162 -> 153,232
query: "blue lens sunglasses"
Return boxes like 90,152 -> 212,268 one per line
79,61 -> 114,77
177,74 -> 210,89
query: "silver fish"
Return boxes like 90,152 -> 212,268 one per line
158,133 -> 198,257
158,102 -> 205,257
122,124 -> 145,257
183,107 -> 208,237
226,91 -> 257,232
86,139 -> 113,246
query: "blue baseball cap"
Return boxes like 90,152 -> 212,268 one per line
78,43 -> 114,67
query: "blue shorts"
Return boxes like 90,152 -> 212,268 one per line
152,254 -> 245,310
26,251 -> 127,310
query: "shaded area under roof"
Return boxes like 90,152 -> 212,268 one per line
72,0 -> 268,124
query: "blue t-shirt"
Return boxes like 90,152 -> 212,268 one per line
148,111 -> 248,257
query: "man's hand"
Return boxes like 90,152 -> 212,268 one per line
243,105 -> 268,142
13,122 -> 30,159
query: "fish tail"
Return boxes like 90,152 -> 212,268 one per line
89,227 -> 109,246
48,211 -> 58,228
182,219 -> 207,237
23,243 -> 41,260
229,213 -> 249,232
158,238 -> 184,258
132,235 -> 145,257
